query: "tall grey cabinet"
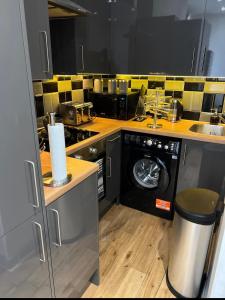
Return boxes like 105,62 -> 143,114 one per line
0,0 -> 52,297
24,0 -> 53,80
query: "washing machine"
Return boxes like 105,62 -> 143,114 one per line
121,131 -> 181,220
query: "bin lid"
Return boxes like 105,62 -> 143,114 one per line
175,188 -> 219,225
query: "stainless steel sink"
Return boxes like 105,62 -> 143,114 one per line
189,124 -> 225,137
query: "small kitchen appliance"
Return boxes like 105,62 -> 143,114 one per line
87,91 -> 140,120
59,101 -> 94,126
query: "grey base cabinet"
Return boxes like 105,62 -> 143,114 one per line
47,174 -> 99,298
177,139 -> 225,194
0,212 -> 52,298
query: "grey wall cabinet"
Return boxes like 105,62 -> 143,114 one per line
0,0 -> 46,237
202,0 -> 225,77
177,139 -> 225,194
47,174 -> 99,298
0,212 -> 52,298
23,0 -> 53,80
105,133 -> 121,215
50,0 -> 111,74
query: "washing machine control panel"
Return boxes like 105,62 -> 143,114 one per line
124,133 -> 180,155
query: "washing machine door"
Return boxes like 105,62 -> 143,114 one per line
132,157 -> 170,192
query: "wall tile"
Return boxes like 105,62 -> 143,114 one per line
43,93 -> 59,114
204,82 -> 225,94
34,96 -> 44,117
165,80 -> 184,91
33,81 -> 43,96
43,82 -> 58,93
83,79 -> 93,89
131,79 -> 148,90
165,91 -> 183,99
59,91 -> 72,103
182,91 -> 203,112
72,80 -> 83,90
72,90 -> 84,103
148,81 -> 165,89
58,80 -> 72,93
184,82 -> 205,92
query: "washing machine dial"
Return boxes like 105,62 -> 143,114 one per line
157,143 -> 162,149
146,139 -> 153,146
164,145 -> 169,150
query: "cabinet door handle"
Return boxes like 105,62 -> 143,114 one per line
202,47 -> 207,74
81,45 -> 85,71
40,31 -> 50,73
191,47 -> 196,74
33,222 -> 46,263
25,160 -> 40,208
108,135 -> 121,143
50,209 -> 62,247
107,157 -> 112,178
183,144 -> 187,166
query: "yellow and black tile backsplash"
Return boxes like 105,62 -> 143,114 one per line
33,74 -> 225,121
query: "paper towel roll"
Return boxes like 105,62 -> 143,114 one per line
48,123 -> 67,183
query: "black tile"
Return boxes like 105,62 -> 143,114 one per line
166,77 -> 184,81
148,81 -> 165,89
206,78 -> 218,82
217,78 -> 225,82
165,91 -> 183,98
131,89 -> 140,92
182,111 -> 200,121
34,96 -> 44,117
83,75 -> 93,79
128,80 -> 131,88
184,82 -> 204,92
58,76 -> 71,81
131,76 -> 139,79
43,82 -> 58,93
93,75 -> 102,80
102,74 -> 117,79
140,76 -> 148,80
72,80 -> 83,90
202,93 -> 224,113
59,92 -> 72,103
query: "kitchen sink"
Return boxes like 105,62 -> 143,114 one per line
189,124 -> 225,137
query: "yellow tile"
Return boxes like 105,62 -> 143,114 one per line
58,80 -> 72,92
148,76 -> 166,81
131,79 -> 148,90
43,93 -> 59,114
147,89 -> 165,96
165,80 -> 184,91
184,76 -> 205,82
116,75 -> 132,80
182,91 -> 203,112
71,75 -> 83,81
72,90 -> 84,103
83,79 -> 93,89
204,82 -> 225,94
33,82 -> 43,96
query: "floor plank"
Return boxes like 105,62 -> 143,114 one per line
82,205 -> 175,298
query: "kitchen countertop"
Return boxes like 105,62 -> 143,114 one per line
41,117 -> 225,206
40,152 -> 98,206
65,117 -> 225,155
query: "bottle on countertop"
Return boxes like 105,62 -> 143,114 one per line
210,108 -> 220,125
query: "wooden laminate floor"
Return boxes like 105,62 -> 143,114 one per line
82,205 -> 175,298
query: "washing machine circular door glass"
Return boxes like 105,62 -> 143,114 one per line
133,158 -> 161,189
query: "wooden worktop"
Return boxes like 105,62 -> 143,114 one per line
65,117 -> 225,155
40,152 -> 98,206
41,117 -> 225,206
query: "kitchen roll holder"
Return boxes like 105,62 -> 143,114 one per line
43,172 -> 72,188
